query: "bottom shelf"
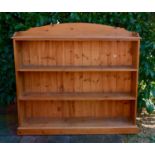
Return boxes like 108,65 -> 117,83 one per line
18,118 -> 139,135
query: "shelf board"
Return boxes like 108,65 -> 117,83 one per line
19,92 -> 136,101
18,117 -> 139,135
13,36 -> 140,41
18,65 -> 137,72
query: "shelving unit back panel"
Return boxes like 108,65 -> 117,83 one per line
20,100 -> 134,122
18,41 -> 137,67
21,72 -> 133,93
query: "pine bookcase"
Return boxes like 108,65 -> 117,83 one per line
12,23 -> 140,135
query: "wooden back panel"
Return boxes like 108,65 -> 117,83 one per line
22,72 -> 132,93
21,100 -> 133,119
19,41 -> 136,67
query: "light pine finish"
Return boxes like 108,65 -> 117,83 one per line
12,23 -> 140,135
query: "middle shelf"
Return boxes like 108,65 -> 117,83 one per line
18,65 -> 138,72
19,92 -> 136,101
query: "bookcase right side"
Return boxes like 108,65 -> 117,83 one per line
131,40 -> 140,124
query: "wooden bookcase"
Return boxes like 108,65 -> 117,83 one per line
12,23 -> 140,135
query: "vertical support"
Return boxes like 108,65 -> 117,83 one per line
13,40 -> 24,126
135,40 -> 140,124
132,40 -> 140,124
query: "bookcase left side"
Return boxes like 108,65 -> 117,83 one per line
13,40 -> 24,126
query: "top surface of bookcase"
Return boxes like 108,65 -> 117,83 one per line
12,23 -> 140,40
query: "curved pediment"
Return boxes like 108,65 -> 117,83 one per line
12,23 -> 140,40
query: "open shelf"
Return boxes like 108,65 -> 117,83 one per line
19,92 -> 136,101
18,65 -> 137,72
18,117 -> 139,135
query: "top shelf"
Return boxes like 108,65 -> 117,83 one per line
18,65 -> 137,72
13,36 -> 140,41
